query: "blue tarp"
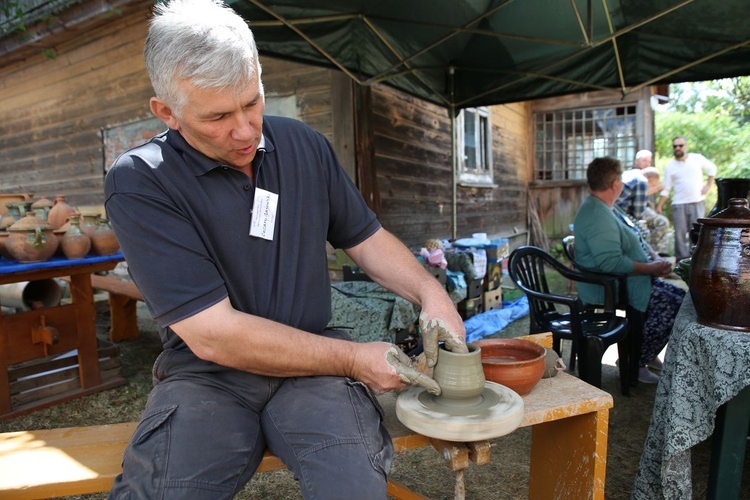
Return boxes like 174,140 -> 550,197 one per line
464,296 -> 530,343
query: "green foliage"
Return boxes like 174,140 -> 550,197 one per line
655,79 -> 750,181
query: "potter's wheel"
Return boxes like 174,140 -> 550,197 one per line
396,381 -> 524,442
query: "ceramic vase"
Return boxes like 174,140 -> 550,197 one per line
431,343 -> 485,404
6,211 -> 59,263
90,218 -> 119,255
60,213 -> 91,259
46,195 -> 77,229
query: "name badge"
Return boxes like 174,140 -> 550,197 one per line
249,188 -> 279,241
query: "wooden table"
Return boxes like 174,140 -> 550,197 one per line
633,296 -> 750,500
380,370 -> 613,499
0,255 -> 126,420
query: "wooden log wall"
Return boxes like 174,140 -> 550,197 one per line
369,85 -> 531,248
0,1 -> 156,208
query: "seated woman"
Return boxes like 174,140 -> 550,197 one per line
573,157 -> 685,384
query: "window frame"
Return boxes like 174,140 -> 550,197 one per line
533,103 -> 641,183
456,106 -> 495,188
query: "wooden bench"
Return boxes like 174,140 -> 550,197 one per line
62,275 -> 143,342
0,334 -> 615,500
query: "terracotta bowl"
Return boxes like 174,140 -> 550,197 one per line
475,338 -> 546,396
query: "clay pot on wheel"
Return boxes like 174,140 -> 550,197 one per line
6,211 -> 59,263
689,198 -> 750,331
432,343 -> 485,404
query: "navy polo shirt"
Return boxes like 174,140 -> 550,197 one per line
105,115 -> 380,350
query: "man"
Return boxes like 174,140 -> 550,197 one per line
615,149 -> 652,219
104,0 -> 466,498
656,136 -> 717,261
641,167 -> 672,255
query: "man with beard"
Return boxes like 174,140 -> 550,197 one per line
656,136 -> 716,261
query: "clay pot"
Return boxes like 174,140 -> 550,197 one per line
90,218 -> 119,255
432,342 -> 485,404
6,211 -> 59,263
60,213 -> 91,260
475,338 -> 546,395
46,194 -> 77,229
689,198 -> 750,331
31,196 -> 55,221
0,232 -> 12,259
80,213 -> 101,238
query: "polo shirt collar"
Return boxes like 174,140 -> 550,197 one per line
165,128 -> 275,176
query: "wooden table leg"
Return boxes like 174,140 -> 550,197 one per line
529,408 -> 609,500
68,273 -> 101,389
107,294 -> 139,342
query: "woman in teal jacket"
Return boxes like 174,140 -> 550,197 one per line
573,157 -> 685,384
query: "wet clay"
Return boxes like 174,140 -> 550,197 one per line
396,382 -> 524,441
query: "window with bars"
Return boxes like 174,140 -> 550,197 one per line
534,105 -> 639,182
456,107 -> 494,187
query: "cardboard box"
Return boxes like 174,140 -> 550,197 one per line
457,296 -> 483,319
483,289 -> 502,311
422,264 -> 447,285
484,261 -> 502,291
466,278 -> 484,299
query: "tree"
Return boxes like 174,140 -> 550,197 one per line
655,79 -> 750,217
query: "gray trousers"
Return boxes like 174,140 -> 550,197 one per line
671,201 -> 704,261
109,330 -> 392,499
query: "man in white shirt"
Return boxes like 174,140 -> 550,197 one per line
656,136 -> 717,261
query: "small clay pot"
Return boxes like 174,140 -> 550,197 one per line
80,212 -> 101,238
90,218 -> 119,255
432,343 -> 485,403
31,196 -> 54,220
475,338 -> 546,395
0,231 -> 12,259
60,213 -> 91,259
6,211 -> 59,263
46,194 -> 77,229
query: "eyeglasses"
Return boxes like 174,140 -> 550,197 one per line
673,144 -> 686,149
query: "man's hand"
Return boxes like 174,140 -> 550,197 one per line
385,345 -> 441,395
419,311 -> 468,368
349,342 -> 440,395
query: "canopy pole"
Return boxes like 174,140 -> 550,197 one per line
450,66 -> 457,241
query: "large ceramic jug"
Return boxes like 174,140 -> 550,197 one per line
689,198 -> 750,331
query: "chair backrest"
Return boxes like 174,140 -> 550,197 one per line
560,235 -> 629,310
507,246 -> 582,333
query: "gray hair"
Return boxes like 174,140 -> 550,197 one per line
144,0 -> 263,116
635,150 -> 652,160
586,157 -> 622,191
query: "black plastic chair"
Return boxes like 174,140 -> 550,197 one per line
562,235 -> 644,391
508,246 -> 631,394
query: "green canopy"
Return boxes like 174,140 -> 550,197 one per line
231,0 -> 750,109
